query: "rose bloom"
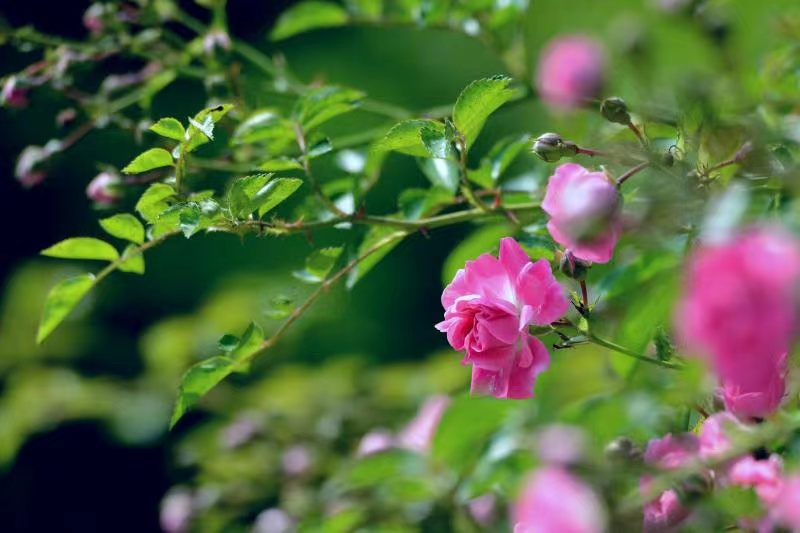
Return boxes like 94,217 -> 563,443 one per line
542,163 -> 623,264
536,35 -> 605,111
436,238 -> 568,399
513,466 -> 607,533
676,227 -> 800,418
641,434 -> 700,532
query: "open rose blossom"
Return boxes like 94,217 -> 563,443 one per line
436,238 -> 568,399
542,163 -> 623,263
536,35 -> 605,111
676,227 -> 800,418
513,466 -> 607,533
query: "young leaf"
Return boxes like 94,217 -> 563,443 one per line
374,120 -> 446,157
270,1 -> 349,41
420,125 -> 454,159
151,203 -> 202,239
149,118 -> 185,141
170,356 -> 235,428
36,274 -> 96,344
256,177 -> 303,217
122,148 -> 175,174
294,86 -> 364,132
218,334 -> 240,352
99,214 -> 145,244
185,104 -> 234,153
228,174 -> 273,218
136,183 -> 176,222
118,244 -> 145,274
294,246 -> 344,283
41,237 -> 119,261
453,76 -> 519,148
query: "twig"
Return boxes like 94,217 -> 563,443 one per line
617,161 -> 650,186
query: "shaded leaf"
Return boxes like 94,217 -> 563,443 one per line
41,237 -> 119,261
233,110 -> 296,152
122,148 -> 174,174
374,120 -> 446,157
398,187 -> 454,220
257,177 -> 304,217
453,76 -> 519,148
218,334 -> 240,352
259,157 -> 303,171
420,125 -> 454,159
270,1 -> 349,41
36,274 -> 95,343
295,86 -> 364,132
417,157 -> 460,193
294,246 -> 344,283
149,117 -> 185,141
99,214 -> 145,244
170,356 -> 235,428
471,133 -> 531,187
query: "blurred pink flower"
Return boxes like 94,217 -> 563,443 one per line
204,29 -> 232,55
356,429 -> 394,457
727,455 -> 783,505
768,473 -> 800,530
83,3 -> 104,34
253,508 -> 295,533
536,424 -> 587,465
467,493 -> 496,526
676,227 -> 800,418
436,237 -> 568,398
396,395 -> 450,453
542,163 -> 622,264
160,488 -> 194,533
698,412 -> 742,460
536,35 -> 605,111
86,171 -> 122,206
642,434 -> 700,532
513,466 -> 607,533
1,76 -> 28,108
282,444 -> 312,477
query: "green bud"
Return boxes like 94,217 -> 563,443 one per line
532,132 -> 578,163
661,150 -> 675,167
600,97 -> 631,125
559,251 -> 592,280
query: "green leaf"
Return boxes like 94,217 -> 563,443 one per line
233,110 -> 296,152
294,246 -> 344,283
420,125 -> 454,159
170,356 -> 235,428
99,214 -> 145,244
256,177 -> 304,217
340,450 -> 439,502
398,187 -> 453,220
347,227 -> 406,289
432,396 -> 517,473
229,322 -> 264,363
453,76 -> 519,148
294,86 -> 364,132
471,133 -> 531,187
41,237 -> 119,261
179,205 -> 201,238
258,157 -> 303,171
185,104 -> 234,153
122,148 -> 174,174
374,120 -> 446,157
36,274 -> 96,343
218,334 -> 240,352
307,137 -> 333,158
270,1 -> 349,41
135,183 -> 176,222
228,174 -> 273,218
149,117 -> 185,141
417,157 -> 460,193
151,203 -> 202,239
118,244 -> 145,274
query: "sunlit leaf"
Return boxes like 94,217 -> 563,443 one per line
36,273 -> 95,344
122,148 -> 174,174
170,356 -> 235,428
256,177 -> 304,217
270,1 -> 349,40
99,214 -> 145,244
41,237 -> 119,261
374,119 -> 446,157
185,104 -> 234,153
135,183 -> 176,222
294,246 -> 344,283
149,117 -> 185,141
453,75 -> 519,148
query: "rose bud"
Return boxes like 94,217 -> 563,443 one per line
532,132 -> 578,163
86,171 -> 123,207
600,96 -> 632,125
536,35 -> 605,111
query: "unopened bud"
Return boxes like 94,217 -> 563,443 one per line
86,171 -> 123,207
532,133 -> 578,163
600,97 -> 631,125
559,251 -> 592,280
661,150 -> 675,167
605,437 -> 642,463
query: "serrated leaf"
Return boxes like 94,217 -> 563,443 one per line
347,227 -> 406,289
257,177 -> 303,217
270,0 -> 349,41
294,246 -> 343,283
41,237 -> 119,261
36,274 -> 96,343
151,203 -> 202,239
453,76 -> 519,148
294,86 -> 364,132
122,148 -> 174,174
149,118 -> 185,141
228,174 -> 273,218
170,356 -> 235,428
258,157 -> 303,171
99,214 -> 145,244
420,125 -> 454,159
374,120 -> 446,157
185,104 -> 234,153
135,183 -> 176,222
118,244 -> 145,274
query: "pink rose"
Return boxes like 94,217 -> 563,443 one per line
536,35 -> 605,111
727,455 -> 783,505
1,76 -> 28,109
642,434 -> 700,532
396,395 -> 450,453
676,227 -> 800,418
542,163 -> 622,263
768,473 -> 800,530
436,237 -> 568,399
86,171 -> 122,206
698,412 -> 742,460
513,466 -> 607,533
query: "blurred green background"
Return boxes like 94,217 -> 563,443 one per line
1,0 -> 798,531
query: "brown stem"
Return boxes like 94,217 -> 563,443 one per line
617,161 -> 650,186
628,122 -> 647,148
580,280 -> 589,310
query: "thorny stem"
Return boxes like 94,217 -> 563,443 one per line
617,161 -> 650,187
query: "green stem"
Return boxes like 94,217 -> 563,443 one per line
588,333 -> 682,370
94,231 -> 178,284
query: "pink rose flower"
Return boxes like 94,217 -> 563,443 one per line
436,237 -> 568,399
536,35 -> 605,111
698,412 -> 743,460
513,466 -> 607,533
87,171 -> 122,206
676,227 -> 800,418
356,429 -> 394,457
727,455 -> 783,505
768,473 -> 800,530
642,434 -> 700,532
542,163 -> 623,263
396,395 -> 451,453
